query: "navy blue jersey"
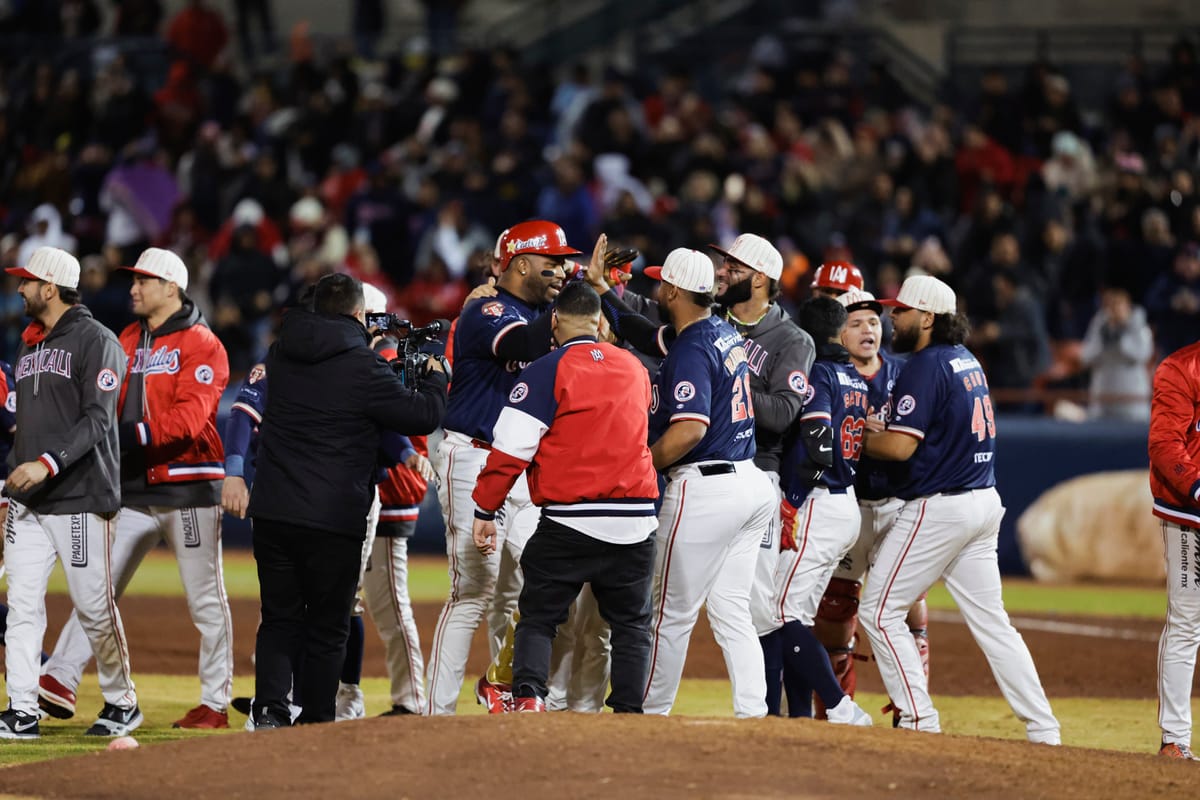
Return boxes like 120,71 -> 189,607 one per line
443,290 -> 543,442
0,360 -> 14,479
887,344 -> 996,499
649,316 -> 756,467
225,364 -> 266,479
854,351 -> 909,501
781,357 -> 870,504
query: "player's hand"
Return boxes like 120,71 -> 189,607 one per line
5,461 -> 50,494
473,517 -> 498,555
465,278 -> 498,307
585,233 -> 610,293
865,415 -> 886,433
405,452 -> 435,481
780,499 -> 800,551
222,476 -> 250,519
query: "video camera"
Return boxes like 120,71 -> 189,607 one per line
367,314 -> 452,386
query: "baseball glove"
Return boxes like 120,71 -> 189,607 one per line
603,246 -> 639,286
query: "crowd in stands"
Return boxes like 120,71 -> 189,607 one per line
0,1 -> 1198,419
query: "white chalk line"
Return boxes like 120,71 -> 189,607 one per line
927,609 -> 1160,642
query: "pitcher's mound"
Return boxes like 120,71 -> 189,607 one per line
3,714 -> 1196,799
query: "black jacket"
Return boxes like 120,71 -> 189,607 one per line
247,309 -> 448,537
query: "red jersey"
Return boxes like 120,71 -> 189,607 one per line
1149,341 -> 1200,526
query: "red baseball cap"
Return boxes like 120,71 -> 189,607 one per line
497,220 -> 582,271
811,261 -> 864,293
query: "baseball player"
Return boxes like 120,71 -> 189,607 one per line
859,275 -> 1060,743
707,234 -> 815,716
1149,338 -> 1200,759
428,220 -> 581,715
766,296 -> 872,726
634,248 -> 774,718
810,261 -> 865,299
810,289 -> 928,722
471,281 -> 659,713
0,359 -> 17,651
0,247 -> 139,739
36,248 -> 234,730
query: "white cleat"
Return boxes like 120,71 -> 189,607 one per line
335,683 -> 366,721
826,696 -> 873,727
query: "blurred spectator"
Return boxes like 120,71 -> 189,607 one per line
1041,131 -> 1096,203
963,231 -> 1041,319
1079,286 -> 1153,421
210,224 -> 280,368
536,156 -> 598,250
955,124 -> 1015,213
79,254 -> 135,334
91,55 -> 152,153
100,140 -> 180,265
413,200 -> 491,281
1146,243 -> 1200,357
880,185 -> 943,264
399,256 -> 469,327
113,0 -> 163,36
154,61 -> 203,155
209,198 -> 284,263
1108,208 -> 1175,304
233,0 -> 275,64
970,269 -> 1052,410
17,205 -> 77,266
165,0 -> 230,71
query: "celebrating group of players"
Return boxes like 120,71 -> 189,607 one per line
0,217 -> 1061,744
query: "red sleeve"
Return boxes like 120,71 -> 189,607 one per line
142,331 -> 230,449
1149,357 -> 1200,503
471,449 -> 529,518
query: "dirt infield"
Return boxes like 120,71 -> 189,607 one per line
5,713 -> 1200,799
39,594 -> 1178,698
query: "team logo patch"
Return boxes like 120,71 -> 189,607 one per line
482,301 -> 504,318
673,381 -> 696,403
896,394 -> 916,416
4,391 -> 14,413
788,370 -> 808,395
96,368 -> 119,392
194,365 -> 214,385
508,382 -> 529,403
248,364 -> 266,384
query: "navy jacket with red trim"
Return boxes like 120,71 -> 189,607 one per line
1150,341 -> 1200,525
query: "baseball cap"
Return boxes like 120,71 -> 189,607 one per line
811,261 -> 864,293
837,288 -> 883,315
121,247 -> 189,290
644,248 -> 715,293
6,246 -> 81,289
493,228 -> 509,261
880,275 -> 957,315
362,282 -> 387,314
708,233 -> 782,280
498,220 -> 582,271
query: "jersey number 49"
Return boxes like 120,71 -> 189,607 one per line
970,396 -> 997,442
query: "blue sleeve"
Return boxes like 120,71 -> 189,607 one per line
459,298 -> 534,359
0,361 -> 14,433
379,433 -> 416,467
223,408 -> 255,477
490,352 -> 562,461
798,364 -> 834,423
888,355 -> 940,440
658,340 -> 713,426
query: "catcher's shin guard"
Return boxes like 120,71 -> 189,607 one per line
812,577 -> 862,719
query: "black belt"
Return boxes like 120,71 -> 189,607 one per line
697,462 -> 736,476
941,488 -> 972,496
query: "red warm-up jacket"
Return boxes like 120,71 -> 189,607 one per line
1149,341 -> 1200,526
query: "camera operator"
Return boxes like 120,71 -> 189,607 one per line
246,273 -> 448,728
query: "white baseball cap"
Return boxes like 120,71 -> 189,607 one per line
362,282 -> 387,314
880,275 -> 957,315
6,246 -> 81,289
708,233 -> 783,280
122,247 -> 189,290
837,288 -> 883,315
644,248 -> 715,293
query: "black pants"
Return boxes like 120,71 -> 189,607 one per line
512,517 -> 655,713
251,518 -> 362,724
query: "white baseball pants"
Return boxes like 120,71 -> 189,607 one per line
1159,520 -> 1200,747
43,505 -> 232,711
426,432 -> 536,715
772,487 -> 861,628
750,471 -> 782,637
643,461 -> 774,718
860,488 -> 1060,743
833,497 -> 905,583
363,531 -> 426,714
4,500 -> 136,715
546,584 -> 611,712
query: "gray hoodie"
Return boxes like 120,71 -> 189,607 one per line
6,305 -> 125,514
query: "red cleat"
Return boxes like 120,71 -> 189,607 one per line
512,696 -> 545,713
173,704 -> 229,729
475,676 -> 512,714
38,674 -> 77,720
1160,742 -> 1196,760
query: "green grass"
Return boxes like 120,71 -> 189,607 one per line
9,550 -> 1171,619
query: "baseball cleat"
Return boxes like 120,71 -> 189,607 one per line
380,704 -> 417,716
826,695 -> 873,727
230,696 -> 253,716
173,704 -> 229,729
84,703 -> 143,737
511,696 -> 546,713
335,682 -> 366,721
475,676 -> 512,714
0,707 -> 40,739
37,674 -> 77,720
1160,742 -> 1196,760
